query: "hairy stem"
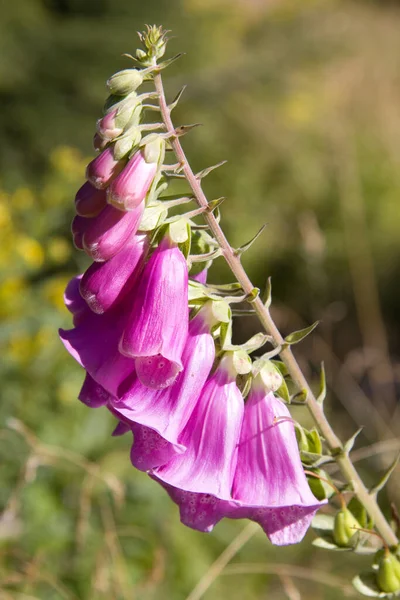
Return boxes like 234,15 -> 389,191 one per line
153,68 -> 398,548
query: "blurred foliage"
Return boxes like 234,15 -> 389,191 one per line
1,0 -> 400,598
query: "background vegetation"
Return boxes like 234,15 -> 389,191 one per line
1,0 -> 400,598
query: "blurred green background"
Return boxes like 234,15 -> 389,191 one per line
1,0 -> 400,598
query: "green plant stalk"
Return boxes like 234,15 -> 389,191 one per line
153,66 -> 398,548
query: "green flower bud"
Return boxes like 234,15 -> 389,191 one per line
332,508 -> 360,547
143,136 -> 165,165
107,69 -> 144,96
376,553 -> 400,594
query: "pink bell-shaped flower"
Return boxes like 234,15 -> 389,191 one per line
110,307 -> 216,470
230,372 -> 326,545
86,147 -> 126,189
72,202 -> 144,262
107,149 -> 158,211
150,352 -> 244,532
119,233 -> 188,389
59,277 -> 135,396
79,373 -> 113,408
80,233 -> 149,314
75,181 -> 107,217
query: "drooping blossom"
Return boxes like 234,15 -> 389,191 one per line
72,201 -> 144,262
150,352 -> 244,532
59,277 -> 135,396
80,233 -> 149,314
86,147 -> 126,189
79,373 -> 113,408
229,374 -> 326,545
75,182 -> 107,217
119,233 -> 188,389
109,307 -> 216,470
107,149 -> 158,211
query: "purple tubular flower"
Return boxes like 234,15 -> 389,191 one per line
59,280 -> 135,396
151,354 -> 244,531
71,216 -> 87,250
82,202 -> 145,262
86,147 -> 126,189
64,275 -> 88,325
107,150 -> 158,211
230,387 -> 326,545
75,182 -> 107,217
190,269 -> 208,284
80,233 -> 149,314
109,311 -> 215,470
119,235 -> 189,389
79,373 -> 113,408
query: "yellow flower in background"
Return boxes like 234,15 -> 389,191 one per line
43,275 -> 72,313
50,146 -> 86,179
16,236 -> 45,269
13,187 -> 36,210
0,277 -> 27,318
47,237 -> 71,264
7,331 -> 35,365
0,194 -> 12,230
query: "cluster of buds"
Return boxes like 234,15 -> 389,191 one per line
60,26 -> 330,547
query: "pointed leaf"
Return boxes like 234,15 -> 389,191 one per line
290,389 -> 308,404
174,123 -> 202,137
195,161 -> 227,180
276,378 -> 290,403
344,428 -> 363,455
317,361 -> 327,405
168,85 -> 187,111
307,429 -> 323,454
312,534 -> 352,552
157,53 -> 185,71
219,319 -> 233,349
370,452 -> 400,496
263,277 -> 272,309
235,225 -> 266,257
285,321 -> 320,345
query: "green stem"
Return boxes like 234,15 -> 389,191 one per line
153,68 -> 398,548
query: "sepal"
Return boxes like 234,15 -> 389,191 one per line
284,321 -> 319,345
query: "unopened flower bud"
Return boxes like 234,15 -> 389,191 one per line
93,133 -> 108,152
256,360 -> 283,393
107,149 -> 158,211
376,552 -> 400,594
332,508 -> 360,547
107,69 -> 144,95
96,108 -> 123,141
86,147 -> 126,189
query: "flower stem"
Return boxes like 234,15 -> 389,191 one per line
153,69 -> 398,548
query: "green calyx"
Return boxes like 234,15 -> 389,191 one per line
376,551 -> 400,594
333,508 -> 360,547
252,359 -> 283,393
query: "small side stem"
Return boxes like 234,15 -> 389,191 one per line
153,69 -> 398,548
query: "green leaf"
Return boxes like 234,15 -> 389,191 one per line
168,85 -> 186,111
317,362 -> 327,405
262,277 -> 272,309
300,451 -> 334,468
307,469 -> 335,500
275,378 -> 290,403
348,496 -> 368,529
307,428 -> 323,454
234,225 -> 266,257
219,320 -> 233,349
312,513 -> 335,532
352,572 -> 387,598
284,321 -> 319,345
343,427 -> 363,455
313,534 -> 352,552
370,452 -> 400,496
195,161 -> 227,180
290,389 -> 308,404
157,53 -> 185,71
271,360 -> 289,377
